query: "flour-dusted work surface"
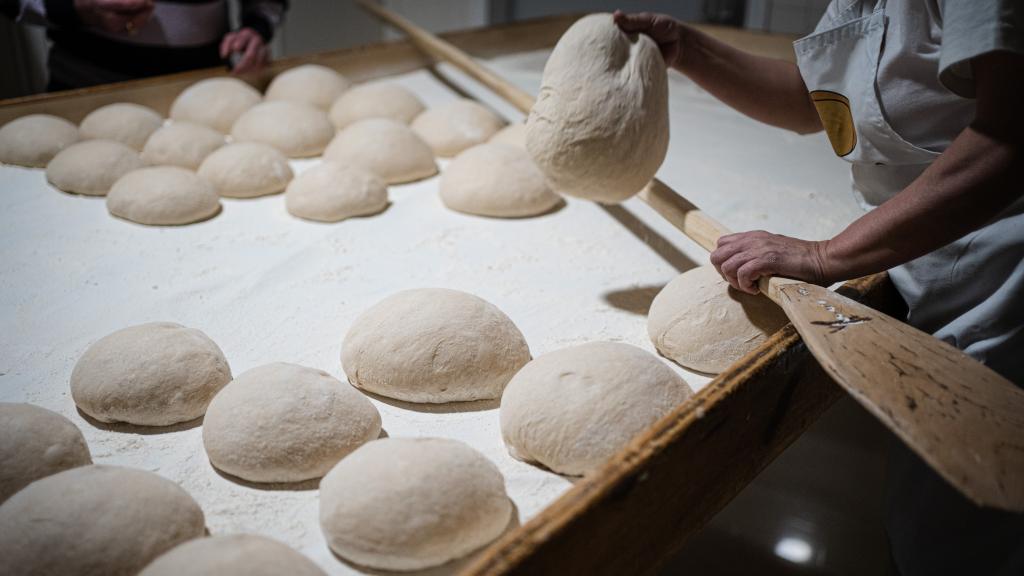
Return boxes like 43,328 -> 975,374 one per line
0,49 -> 864,574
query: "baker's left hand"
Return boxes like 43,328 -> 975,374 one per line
710,230 -> 833,294
220,27 -> 268,74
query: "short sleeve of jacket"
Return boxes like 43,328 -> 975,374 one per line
939,0 -> 1024,97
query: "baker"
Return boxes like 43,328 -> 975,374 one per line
616,2 -> 1022,574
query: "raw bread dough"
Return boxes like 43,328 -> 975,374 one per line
197,142 -> 293,198
0,403 -> 91,503
328,82 -> 425,129
342,288 -> 530,403
107,166 -> 222,226
411,99 -> 505,157
70,322 -> 232,426
0,114 -> 79,167
170,77 -> 262,133
323,118 -> 437,184
648,265 -> 789,374
231,101 -> 334,158
526,13 -> 668,203
265,64 -> 351,111
79,102 -> 164,151
203,362 -> 381,483
285,162 -> 388,222
500,341 -> 692,476
140,534 -> 327,576
141,121 -> 225,169
489,122 -> 526,148
319,438 -> 511,571
0,465 -> 205,576
46,139 -> 144,196
440,142 -> 561,218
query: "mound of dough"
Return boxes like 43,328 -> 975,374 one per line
328,82 -> 425,129
320,438 -> 511,571
265,64 -> 351,111
79,102 -> 164,150
107,166 -> 221,226
140,534 -> 326,576
441,142 -> 561,218
231,101 -> 334,158
46,139 -> 144,196
203,363 -> 381,483
648,265 -> 789,374
324,118 -> 437,184
342,288 -> 530,403
170,77 -> 262,133
0,114 -> 79,167
489,122 -> 526,148
411,99 -> 505,157
526,13 -> 668,203
71,322 -> 232,426
141,121 -> 225,169
197,142 -> 293,198
285,162 -> 387,222
0,465 -> 205,576
0,403 -> 91,503
501,342 -> 692,476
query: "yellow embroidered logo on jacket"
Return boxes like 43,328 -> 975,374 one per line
810,90 -> 856,157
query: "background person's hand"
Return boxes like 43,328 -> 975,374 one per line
220,28 -> 269,75
710,231 -> 834,294
74,0 -> 154,34
613,10 -> 684,66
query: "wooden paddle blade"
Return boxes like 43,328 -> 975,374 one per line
772,281 -> 1024,511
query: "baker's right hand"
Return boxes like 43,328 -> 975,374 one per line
613,10 -> 684,67
74,0 -> 154,34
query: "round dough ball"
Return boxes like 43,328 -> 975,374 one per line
501,342 -> 692,476
46,139 -> 144,196
141,121 -> 225,169
107,166 -> 221,226
489,122 -> 526,148
197,142 -> 293,198
231,101 -> 333,157
0,465 -> 205,576
648,265 -> 789,374
411,99 -> 505,157
140,534 -> 326,576
0,403 -> 91,503
440,142 -> 561,218
70,322 -> 232,426
203,362 -> 381,483
328,82 -> 425,129
0,114 -> 79,167
526,14 -> 668,204
79,102 -> 164,150
320,438 -> 511,571
170,77 -> 262,133
285,162 -> 387,223
266,64 -> 351,111
323,118 -> 437,184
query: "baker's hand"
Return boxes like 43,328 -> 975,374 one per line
613,10 -> 684,66
220,28 -> 269,75
74,0 -> 153,34
710,231 -> 834,294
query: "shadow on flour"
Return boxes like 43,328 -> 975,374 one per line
76,408 -> 204,434
360,389 -> 500,414
600,204 -> 698,273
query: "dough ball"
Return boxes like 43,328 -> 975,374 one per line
140,534 -> 326,576
197,142 -> 293,198
141,121 -> 225,169
46,139 -> 144,196
440,142 -> 561,218
320,438 -> 511,571
0,114 -> 79,167
342,288 -> 530,403
70,322 -> 232,426
0,465 -> 205,576
231,101 -> 334,158
648,265 -> 789,374
79,102 -> 164,150
411,99 -> 505,157
526,14 -> 668,203
285,162 -> 387,223
265,64 -> 351,111
328,82 -> 425,129
323,118 -> 437,184
500,342 -> 692,476
107,166 -> 222,226
489,122 -> 526,148
170,77 -> 262,133
0,403 -> 91,503
203,362 -> 381,483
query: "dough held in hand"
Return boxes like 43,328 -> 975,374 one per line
500,342 -> 692,476
0,465 -> 205,576
140,534 -> 327,576
324,118 -> 437,184
440,142 -> 561,218
46,139 -> 144,196
648,265 -> 789,374
328,82 -> 425,129
71,322 -> 232,426
0,114 -> 79,167
107,166 -> 222,226
411,99 -> 505,157
0,403 -> 91,503
203,362 -> 381,483
285,162 -> 388,222
342,288 -> 531,403
231,101 -> 334,157
526,13 -> 668,203
489,122 -> 526,148
79,102 -> 163,150
320,438 -> 512,571
265,64 -> 351,111
141,121 -> 225,169
197,142 -> 293,198
170,77 -> 262,133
